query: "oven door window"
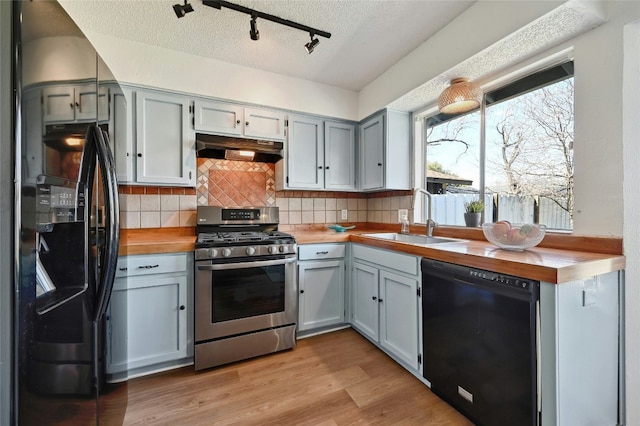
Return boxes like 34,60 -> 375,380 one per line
211,264 -> 285,323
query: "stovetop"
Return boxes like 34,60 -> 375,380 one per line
197,230 -> 294,245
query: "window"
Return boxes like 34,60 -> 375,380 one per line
424,61 -> 574,231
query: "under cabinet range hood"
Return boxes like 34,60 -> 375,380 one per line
196,133 -> 283,163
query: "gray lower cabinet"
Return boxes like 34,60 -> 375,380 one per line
297,244 -> 346,334
106,252 -> 193,382
351,244 -> 420,372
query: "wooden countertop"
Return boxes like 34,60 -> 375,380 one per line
119,224 -> 625,284
119,227 -> 196,256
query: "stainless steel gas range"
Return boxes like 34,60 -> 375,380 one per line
193,206 -> 297,370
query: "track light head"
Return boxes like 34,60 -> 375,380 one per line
250,16 -> 260,41
304,34 -> 320,54
173,1 -> 194,18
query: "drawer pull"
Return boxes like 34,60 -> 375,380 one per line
138,264 -> 159,269
118,267 -> 128,271
316,251 -> 329,255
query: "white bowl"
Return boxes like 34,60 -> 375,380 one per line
482,222 -> 546,251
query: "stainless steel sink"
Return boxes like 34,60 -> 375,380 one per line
362,233 -> 465,245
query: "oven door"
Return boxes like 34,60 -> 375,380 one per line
195,255 -> 297,342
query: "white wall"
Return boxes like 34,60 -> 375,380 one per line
83,33 -> 359,121
623,18 -> 640,426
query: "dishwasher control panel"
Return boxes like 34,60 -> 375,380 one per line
467,269 -> 533,290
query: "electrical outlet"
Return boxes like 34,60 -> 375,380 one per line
398,209 -> 408,223
341,209 -> 348,220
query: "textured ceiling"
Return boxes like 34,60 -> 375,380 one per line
56,0 -> 475,92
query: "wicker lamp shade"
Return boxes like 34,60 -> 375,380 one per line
438,78 -> 482,114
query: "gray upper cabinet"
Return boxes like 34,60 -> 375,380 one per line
193,100 -> 285,141
42,83 -> 109,123
134,90 -> 195,186
359,109 -> 410,191
284,114 -> 324,189
324,120 -> 356,190
278,114 -> 356,191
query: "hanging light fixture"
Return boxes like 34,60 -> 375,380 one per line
438,78 -> 482,114
173,0 -> 194,18
249,13 -> 260,40
304,33 -> 320,54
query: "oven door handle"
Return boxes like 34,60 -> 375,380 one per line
197,257 -> 297,271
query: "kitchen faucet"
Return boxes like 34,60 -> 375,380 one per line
413,188 -> 437,237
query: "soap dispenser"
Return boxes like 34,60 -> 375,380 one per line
400,214 -> 409,234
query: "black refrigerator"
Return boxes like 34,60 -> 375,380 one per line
14,1 -> 125,424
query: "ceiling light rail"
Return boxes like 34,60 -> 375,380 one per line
174,0 -> 331,52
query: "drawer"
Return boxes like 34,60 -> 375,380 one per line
115,253 -> 188,278
298,244 -> 346,260
352,244 -> 418,276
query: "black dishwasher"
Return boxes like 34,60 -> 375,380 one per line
421,258 -> 539,426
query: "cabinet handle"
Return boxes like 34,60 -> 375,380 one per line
236,119 -> 241,125
372,296 -> 377,301
245,121 -> 250,126
179,305 -> 185,311
137,153 -> 142,158
378,298 -> 384,303
377,163 -> 382,166
325,166 -> 330,169
69,103 -> 74,109
75,102 -> 79,108
300,289 -> 305,294
316,251 -> 329,255
138,264 -> 159,269
118,267 -> 128,271
318,166 -> 323,169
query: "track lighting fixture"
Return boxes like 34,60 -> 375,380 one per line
202,1 -> 331,51
249,14 -> 260,41
304,34 -> 320,54
173,0 -> 194,18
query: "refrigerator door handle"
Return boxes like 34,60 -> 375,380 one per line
92,126 -> 120,322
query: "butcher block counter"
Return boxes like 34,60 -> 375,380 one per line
119,224 -> 625,284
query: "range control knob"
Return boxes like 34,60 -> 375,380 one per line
268,245 -> 279,254
222,248 -> 232,257
208,248 -> 218,258
246,247 -> 256,256
279,245 -> 288,253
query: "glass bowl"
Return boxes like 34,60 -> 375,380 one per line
482,222 -> 546,251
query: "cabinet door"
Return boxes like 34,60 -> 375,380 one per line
42,86 -> 75,122
379,270 -> 419,370
351,261 -> 379,341
325,121 -> 356,190
75,83 -> 109,122
359,113 -> 384,190
193,100 -> 243,136
244,107 -> 285,141
135,91 -> 195,186
298,260 -> 345,331
286,114 -> 324,189
22,88 -> 43,183
112,88 -> 134,182
106,274 -> 188,374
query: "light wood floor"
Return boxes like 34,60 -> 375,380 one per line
103,328 -> 473,426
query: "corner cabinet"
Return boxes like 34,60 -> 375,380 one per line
134,91 -> 195,186
359,109 -> 411,191
351,244 -> 421,372
105,252 -> 193,382
277,114 -> 356,191
193,99 -> 285,141
297,244 -> 347,335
